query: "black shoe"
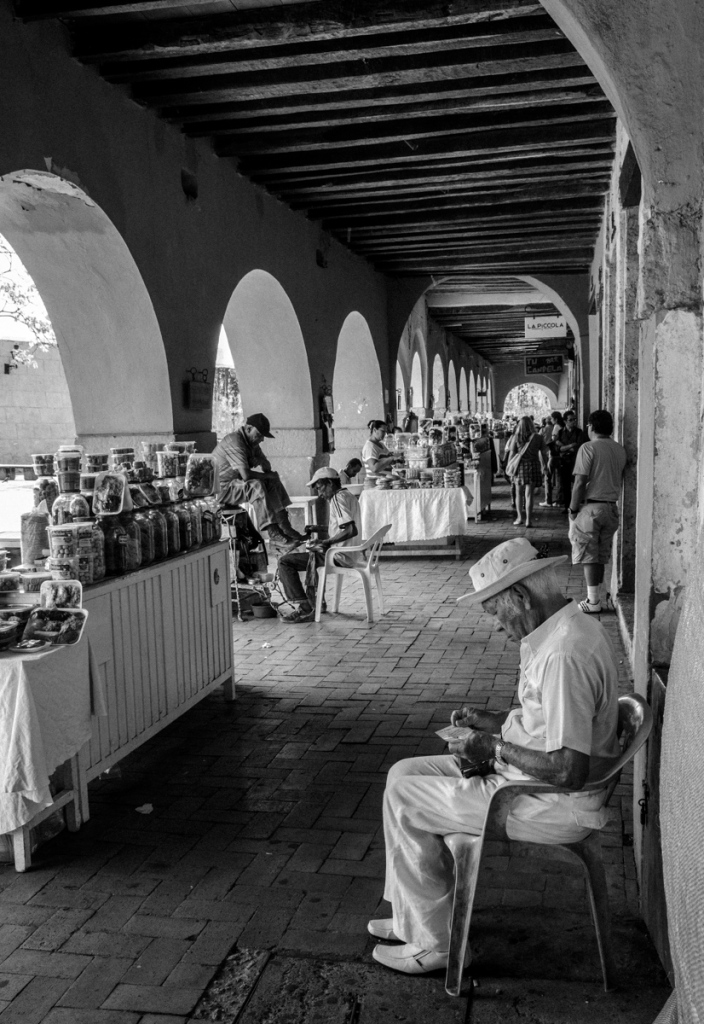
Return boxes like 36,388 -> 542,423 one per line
266,525 -> 299,552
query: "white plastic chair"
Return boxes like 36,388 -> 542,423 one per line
314,524 -> 392,623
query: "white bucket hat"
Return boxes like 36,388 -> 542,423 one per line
308,467 -> 340,486
457,538 -> 567,606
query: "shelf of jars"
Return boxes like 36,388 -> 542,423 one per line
0,442 -> 234,797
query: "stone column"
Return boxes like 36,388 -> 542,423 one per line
264,427 -> 322,498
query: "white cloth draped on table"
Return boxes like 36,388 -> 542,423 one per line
0,641 -> 99,833
359,487 -> 473,544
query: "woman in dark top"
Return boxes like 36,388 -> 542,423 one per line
554,410 -> 585,511
509,416 -> 544,528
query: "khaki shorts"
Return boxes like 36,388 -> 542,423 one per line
569,503 -> 620,564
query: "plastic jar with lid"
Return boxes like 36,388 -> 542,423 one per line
118,514 -> 142,572
90,521 -> 106,582
161,505 -> 181,556
175,503 -> 192,552
198,499 -> 214,545
208,499 -> 223,541
133,510 -> 155,566
145,507 -> 168,560
51,492 -> 90,526
99,517 -> 129,576
77,551 -> 94,586
33,476 -> 59,514
185,500 -> 202,548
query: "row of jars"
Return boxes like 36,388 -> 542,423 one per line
47,499 -> 223,585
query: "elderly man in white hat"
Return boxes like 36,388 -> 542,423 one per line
276,467 -> 362,623
371,537 -> 620,975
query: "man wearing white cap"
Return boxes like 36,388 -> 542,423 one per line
371,537 -> 620,975
277,468 -> 362,623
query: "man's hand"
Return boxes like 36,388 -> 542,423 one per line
450,705 -> 481,728
451,706 -> 510,732
446,727 -> 496,762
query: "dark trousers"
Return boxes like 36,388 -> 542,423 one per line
278,550 -> 323,603
219,474 -> 291,531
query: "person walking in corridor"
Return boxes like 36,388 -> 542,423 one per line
568,410 -> 626,613
508,416 -> 543,528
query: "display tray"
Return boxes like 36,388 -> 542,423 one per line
22,607 -> 88,647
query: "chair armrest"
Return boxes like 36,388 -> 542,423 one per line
484,779 -> 565,838
323,540 -> 368,564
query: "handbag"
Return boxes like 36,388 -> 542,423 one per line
505,438 -> 531,478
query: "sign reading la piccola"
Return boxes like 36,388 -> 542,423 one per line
524,315 -> 567,339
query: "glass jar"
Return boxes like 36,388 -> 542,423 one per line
156,451 -> 179,478
198,499 -> 214,545
185,500 -> 202,548
99,517 -> 128,577
175,502 -> 192,552
162,505 -> 181,557
146,507 -> 168,560
133,510 -> 155,566
91,520 -> 106,582
77,551 -> 94,586
119,514 -> 141,572
33,476 -> 59,514
51,491 -> 90,526
210,499 -> 223,541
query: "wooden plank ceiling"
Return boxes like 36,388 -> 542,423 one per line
17,0 -> 614,361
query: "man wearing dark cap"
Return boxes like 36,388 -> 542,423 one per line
213,414 -> 304,550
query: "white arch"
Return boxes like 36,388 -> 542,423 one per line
332,311 -> 384,427
395,360 -> 406,412
410,351 -> 424,412
469,370 -> 476,413
0,170 -> 171,443
448,360 -> 459,411
432,354 -> 445,411
223,269 -> 313,429
459,367 -> 467,412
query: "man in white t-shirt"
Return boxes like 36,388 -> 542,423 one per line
568,409 -> 627,614
370,538 -> 620,975
277,468 -> 362,623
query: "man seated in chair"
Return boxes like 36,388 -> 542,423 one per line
370,538 -> 620,975
213,413 -> 305,552
277,468 -> 361,623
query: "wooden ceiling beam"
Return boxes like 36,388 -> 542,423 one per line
184,87 -> 606,137
139,48 -> 586,106
99,24 -> 565,82
65,0 -> 544,51
335,213 -> 603,242
231,120 -> 615,173
167,68 -> 598,124
212,103 -> 614,158
257,145 -> 615,189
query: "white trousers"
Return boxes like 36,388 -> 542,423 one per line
382,754 -> 597,952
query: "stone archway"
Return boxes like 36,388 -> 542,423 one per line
410,351 -> 424,415
469,370 -> 476,414
331,310 -> 384,473
448,360 -> 459,412
223,268 -> 315,494
0,170 -> 172,451
459,367 -> 467,412
432,354 -> 446,413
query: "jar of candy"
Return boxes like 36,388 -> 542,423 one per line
198,499 -> 214,545
99,517 -> 128,577
175,503 -> 192,552
161,505 -> 181,556
77,551 -> 94,586
90,521 -> 106,582
51,492 -> 90,526
133,510 -> 155,566
146,507 -> 168,560
47,557 -> 79,581
156,451 -> 179,478
185,500 -> 202,548
118,514 -> 141,572
32,454 -> 55,477
33,476 -> 59,514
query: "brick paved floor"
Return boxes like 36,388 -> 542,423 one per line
0,481 -> 670,1022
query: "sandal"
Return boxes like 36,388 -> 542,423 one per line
578,598 -> 601,614
279,606 -> 315,623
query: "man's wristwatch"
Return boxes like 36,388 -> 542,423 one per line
494,738 -> 506,762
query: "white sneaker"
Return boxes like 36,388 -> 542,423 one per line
372,942 -> 451,974
367,918 -> 400,941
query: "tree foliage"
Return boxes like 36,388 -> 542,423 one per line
212,366 -> 244,440
503,383 -> 553,422
0,234 -> 57,367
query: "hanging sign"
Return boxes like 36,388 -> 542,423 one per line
524,315 -> 567,339
525,354 -> 564,376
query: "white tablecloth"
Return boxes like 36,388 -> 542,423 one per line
0,641 -> 95,833
359,487 -> 472,544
